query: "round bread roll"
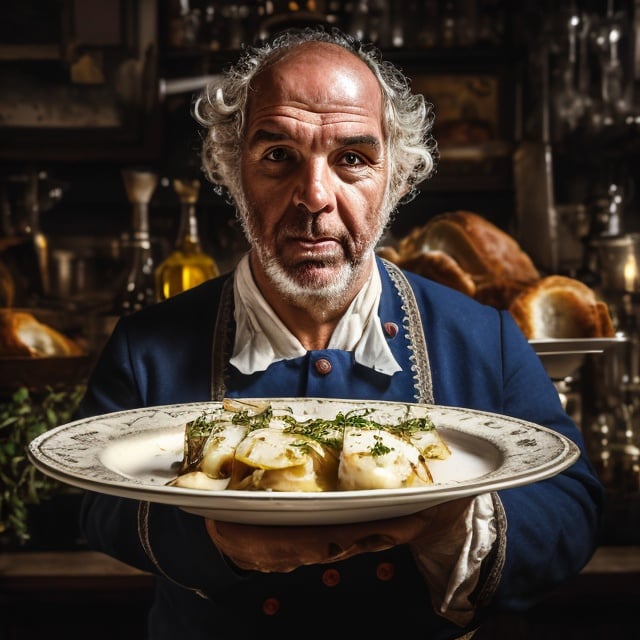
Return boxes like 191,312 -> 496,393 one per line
0,309 -> 84,358
508,275 -> 615,340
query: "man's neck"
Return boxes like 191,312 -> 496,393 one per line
260,289 -> 348,351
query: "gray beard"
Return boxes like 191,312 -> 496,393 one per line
260,251 -> 373,311
234,190 -> 391,311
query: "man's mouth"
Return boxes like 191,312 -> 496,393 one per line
296,237 -> 336,250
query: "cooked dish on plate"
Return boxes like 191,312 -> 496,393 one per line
171,398 -> 451,492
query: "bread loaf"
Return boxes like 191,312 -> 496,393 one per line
394,250 -> 477,297
397,210 -> 540,285
0,309 -> 84,358
380,210 -> 615,339
508,276 -> 615,340
384,210 -> 539,308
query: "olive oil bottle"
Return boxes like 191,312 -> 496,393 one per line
155,178 -> 219,301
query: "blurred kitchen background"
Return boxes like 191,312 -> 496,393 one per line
1,0 -> 638,319
0,2 -> 638,314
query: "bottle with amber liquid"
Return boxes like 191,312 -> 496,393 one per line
155,178 -> 219,301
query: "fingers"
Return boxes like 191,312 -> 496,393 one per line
205,519 -> 397,572
203,497 -> 477,573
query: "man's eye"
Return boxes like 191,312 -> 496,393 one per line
342,152 -> 364,166
265,148 -> 288,162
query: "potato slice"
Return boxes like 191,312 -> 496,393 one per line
169,471 -> 230,490
233,428 -> 321,470
409,428 -> 451,460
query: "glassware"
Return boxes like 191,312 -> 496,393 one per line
155,178 -> 219,301
115,169 -> 158,315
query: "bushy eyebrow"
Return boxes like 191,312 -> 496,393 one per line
340,135 -> 381,150
251,130 -> 288,144
249,129 -> 381,151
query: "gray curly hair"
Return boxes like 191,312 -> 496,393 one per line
193,26 -> 438,214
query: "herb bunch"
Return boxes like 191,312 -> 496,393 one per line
0,385 -> 85,545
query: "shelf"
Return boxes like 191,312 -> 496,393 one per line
0,44 -> 61,61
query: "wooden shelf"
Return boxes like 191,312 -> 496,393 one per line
0,550 -> 153,592
0,44 -> 61,61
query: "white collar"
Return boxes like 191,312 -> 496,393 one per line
230,254 -> 402,376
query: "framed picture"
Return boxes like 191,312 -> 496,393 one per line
412,74 -> 500,146
406,68 -> 514,192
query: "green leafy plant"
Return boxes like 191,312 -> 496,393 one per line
0,385 -> 85,545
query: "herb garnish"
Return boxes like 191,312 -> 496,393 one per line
369,434 -> 392,457
182,404 -> 437,470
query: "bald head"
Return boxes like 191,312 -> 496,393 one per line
246,41 -> 384,135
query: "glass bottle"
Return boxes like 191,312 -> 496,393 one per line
155,178 -> 219,301
116,169 -> 159,315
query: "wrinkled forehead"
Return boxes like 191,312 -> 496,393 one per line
247,41 -> 383,115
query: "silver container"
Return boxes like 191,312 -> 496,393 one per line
591,234 -> 640,294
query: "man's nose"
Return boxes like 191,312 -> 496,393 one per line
293,158 -> 335,214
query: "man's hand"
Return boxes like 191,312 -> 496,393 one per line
205,496 -> 474,573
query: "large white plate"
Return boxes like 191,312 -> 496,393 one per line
28,398 -> 580,525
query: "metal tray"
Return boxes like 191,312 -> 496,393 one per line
530,337 -> 628,379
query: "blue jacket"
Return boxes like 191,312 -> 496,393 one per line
77,258 -> 604,639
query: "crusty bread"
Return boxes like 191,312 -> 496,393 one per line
376,246 -> 402,264
380,211 -> 615,339
394,250 -> 477,297
508,276 -> 615,340
397,210 -> 540,285
384,211 -> 539,308
474,277 -> 530,310
0,309 -> 84,357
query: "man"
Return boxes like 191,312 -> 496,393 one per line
78,27 -> 603,639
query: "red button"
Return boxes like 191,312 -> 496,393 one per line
383,322 -> 399,338
376,562 -> 395,581
262,597 -> 280,616
321,568 -> 341,587
314,358 -> 332,375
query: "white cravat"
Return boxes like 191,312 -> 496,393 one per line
230,254 -> 402,375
